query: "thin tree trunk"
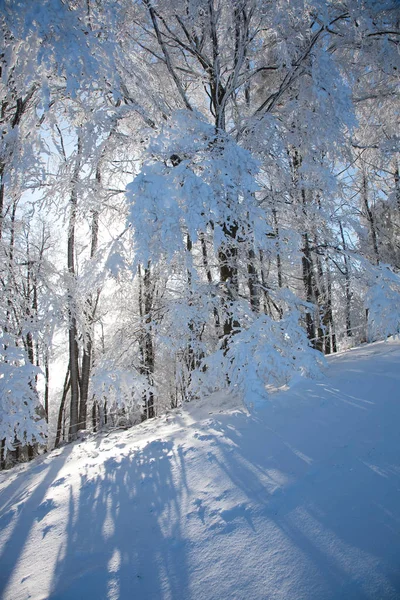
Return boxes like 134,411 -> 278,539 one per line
144,264 -> 155,418
316,252 -> 333,355
362,170 -> 379,265
395,160 -> 400,211
79,208 -> 99,431
302,231 -> 316,344
25,240 -> 35,365
138,263 -> 155,419
292,150 -> 318,346
247,244 -> 260,313
0,161 -> 4,241
314,242 -> 327,353
272,208 -> 283,289
0,439 -> 5,470
67,288 -> 80,441
218,221 -> 240,344
300,186 -> 322,349
339,220 -> 352,338
78,122 -> 114,429
44,353 -> 50,422
103,400 -> 108,426
55,366 -> 71,448
92,400 -> 98,432
186,233 -> 195,379
5,199 -> 18,331
79,346 -> 90,431
200,232 -> 221,332
259,250 -> 272,316
325,259 -> 337,353
68,136 -> 82,441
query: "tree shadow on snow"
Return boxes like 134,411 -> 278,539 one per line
200,376 -> 400,599
48,439 -> 190,600
0,446 -> 73,596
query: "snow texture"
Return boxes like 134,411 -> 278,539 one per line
1,340 -> 400,599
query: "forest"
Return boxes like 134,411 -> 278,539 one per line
0,0 -> 399,468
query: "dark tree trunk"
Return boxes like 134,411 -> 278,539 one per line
79,348 -> 90,431
103,400 -> 108,425
68,322 -> 80,441
362,171 -> 379,265
218,221 -> 240,344
79,166 -> 100,430
186,233 -> 195,386
325,260 -> 337,353
302,231 -> 316,345
339,221 -> 352,338
44,353 -> 50,422
138,263 -> 155,420
92,401 -> 98,432
395,161 -> 400,211
68,136 -> 82,442
247,245 -> 260,313
0,439 -> 5,470
78,129 -> 112,430
0,161 -> 4,241
200,232 -> 221,332
272,208 -> 283,290
55,366 -> 71,448
314,243 -> 328,354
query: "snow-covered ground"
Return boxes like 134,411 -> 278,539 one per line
1,340 -> 400,600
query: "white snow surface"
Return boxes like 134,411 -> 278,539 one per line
1,340 -> 400,600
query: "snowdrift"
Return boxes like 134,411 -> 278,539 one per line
1,340 -> 400,599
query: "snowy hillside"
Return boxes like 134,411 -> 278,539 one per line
1,340 -> 400,600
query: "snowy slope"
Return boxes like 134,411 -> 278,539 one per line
1,340 -> 400,600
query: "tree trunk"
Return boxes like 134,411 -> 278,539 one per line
79,209 -> 99,431
55,366 -> 71,448
44,353 -> 50,422
68,136 -> 82,442
200,232 -> 221,332
272,208 -> 283,290
138,262 -> 155,419
0,161 -> 4,241
394,160 -> 400,211
362,170 -> 379,265
325,259 -> 337,353
79,346 -> 90,431
68,320 -> 80,441
339,221 -> 352,338
302,231 -> 316,345
218,221 -> 240,343
92,400 -> 98,432
0,439 -> 5,470
314,242 -> 327,353
247,245 -> 260,313
186,233 -> 195,388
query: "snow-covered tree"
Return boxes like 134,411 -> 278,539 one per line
1,0 -> 399,466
